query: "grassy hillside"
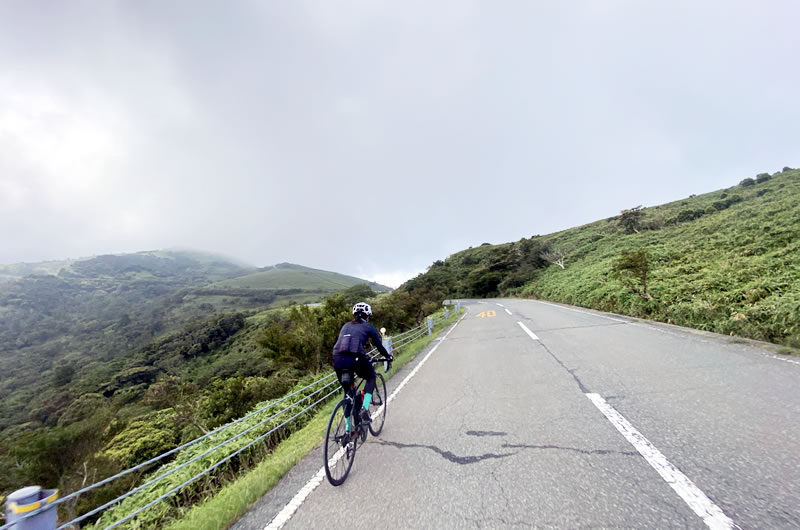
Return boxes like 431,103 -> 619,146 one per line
0,258 -> 77,283
211,263 -> 390,291
179,263 -> 391,316
0,252 -> 386,437
405,167 -> 800,348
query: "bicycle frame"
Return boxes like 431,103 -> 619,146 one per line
324,357 -> 390,486
338,357 -> 389,429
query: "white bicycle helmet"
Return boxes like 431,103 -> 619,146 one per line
352,302 -> 372,318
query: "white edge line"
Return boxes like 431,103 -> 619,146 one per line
517,321 -> 539,341
264,312 -> 468,530
629,323 -> 800,367
533,300 -> 627,323
505,308 -> 512,316
532,299 -> 800,366
585,393 -> 736,530
387,311 -> 466,403
766,354 -> 800,366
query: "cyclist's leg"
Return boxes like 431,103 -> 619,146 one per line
334,354 -> 356,431
353,355 -> 377,411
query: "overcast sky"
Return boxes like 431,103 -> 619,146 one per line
1,1 -> 798,287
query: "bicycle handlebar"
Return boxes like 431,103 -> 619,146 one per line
369,356 -> 392,373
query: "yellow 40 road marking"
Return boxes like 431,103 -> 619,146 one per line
476,310 -> 496,318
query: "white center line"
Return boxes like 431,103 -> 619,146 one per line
585,393 -> 736,530
505,308 -> 512,316
264,313 -> 468,530
517,321 -> 539,341
496,302 -> 504,307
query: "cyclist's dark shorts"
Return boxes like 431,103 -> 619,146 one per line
333,352 -> 376,394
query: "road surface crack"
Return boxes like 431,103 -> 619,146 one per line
501,442 -> 637,457
375,439 -> 516,464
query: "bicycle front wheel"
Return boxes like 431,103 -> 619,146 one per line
369,373 -> 387,436
324,400 -> 356,486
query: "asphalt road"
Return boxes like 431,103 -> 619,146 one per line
234,299 -> 800,529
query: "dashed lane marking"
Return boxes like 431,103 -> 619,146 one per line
586,393 -> 737,530
516,316 -> 739,529
517,321 -> 540,341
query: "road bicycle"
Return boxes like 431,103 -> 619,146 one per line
323,357 -> 390,486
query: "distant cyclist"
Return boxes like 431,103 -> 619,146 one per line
332,302 -> 393,430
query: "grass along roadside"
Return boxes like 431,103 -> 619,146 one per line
165,309 -> 463,530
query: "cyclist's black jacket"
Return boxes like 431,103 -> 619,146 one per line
332,319 -> 390,358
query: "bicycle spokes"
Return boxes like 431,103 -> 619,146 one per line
324,400 -> 357,486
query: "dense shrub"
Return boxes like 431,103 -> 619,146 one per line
467,268 -> 503,297
676,209 -> 705,223
641,216 -> 665,231
756,173 -> 772,183
52,364 -> 76,387
711,194 -> 744,211
740,177 -> 756,187
612,248 -> 653,300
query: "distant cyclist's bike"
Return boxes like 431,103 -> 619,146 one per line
324,357 -> 390,486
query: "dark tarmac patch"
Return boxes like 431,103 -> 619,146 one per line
466,430 -> 507,437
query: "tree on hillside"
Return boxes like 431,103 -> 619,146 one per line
755,173 -> 771,183
739,177 -> 755,187
618,206 -> 644,234
339,284 -> 376,306
612,248 -> 653,300
541,247 -> 568,269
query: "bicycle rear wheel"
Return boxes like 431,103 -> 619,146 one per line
369,373 -> 387,436
324,400 -> 356,486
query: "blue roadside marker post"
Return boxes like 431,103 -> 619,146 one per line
380,328 -> 393,372
4,486 -> 59,530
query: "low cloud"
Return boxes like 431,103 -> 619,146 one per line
1,1 -> 798,285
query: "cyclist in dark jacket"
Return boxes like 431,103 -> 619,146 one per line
333,302 -> 392,430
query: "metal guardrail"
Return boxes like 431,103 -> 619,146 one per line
2,307 -> 460,530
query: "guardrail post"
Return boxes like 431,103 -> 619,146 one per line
427,317 -> 433,336
445,309 -> 450,320
381,335 -> 393,372
4,486 -> 58,529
